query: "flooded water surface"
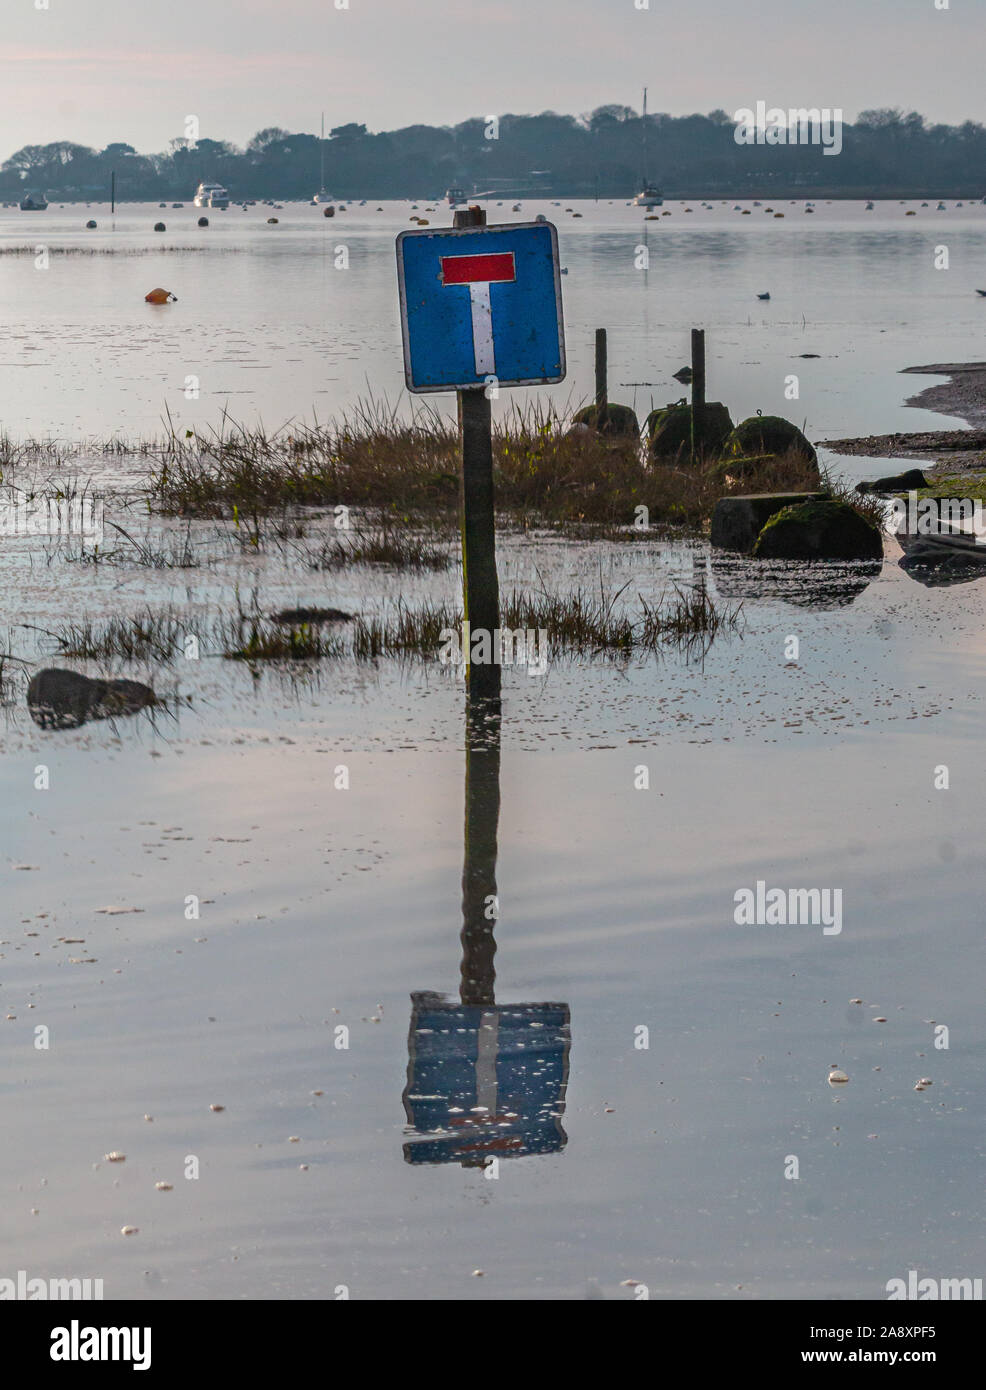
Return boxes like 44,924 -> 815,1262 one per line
2,198 -> 985,1300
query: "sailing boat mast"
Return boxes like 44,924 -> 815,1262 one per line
633,87 -> 663,206
320,112 -> 325,190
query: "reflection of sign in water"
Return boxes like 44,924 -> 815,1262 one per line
403,992 -> 570,1165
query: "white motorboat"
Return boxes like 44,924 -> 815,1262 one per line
193,182 -> 230,210
633,182 -> 664,208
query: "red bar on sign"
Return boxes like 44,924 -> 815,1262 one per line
440,252 -> 516,285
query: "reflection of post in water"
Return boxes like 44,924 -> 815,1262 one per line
402,679 -> 571,1166
459,684 -> 501,1007
691,548 -> 708,602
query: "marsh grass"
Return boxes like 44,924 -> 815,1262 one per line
59,521 -> 201,569
144,399 -> 849,535
0,430 -> 158,469
23,575 -> 741,673
307,518 -> 452,571
223,618 -> 346,662
350,601 -> 459,661
25,609 -> 190,664
503,571 -> 742,658
0,650 -> 29,706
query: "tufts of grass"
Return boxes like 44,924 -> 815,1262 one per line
26,609 -> 190,664
636,585 -> 742,652
350,601 -> 459,661
503,571 -> 742,658
11,576 -> 741,676
307,519 -> 452,571
59,522 -> 201,569
222,618 -> 345,663
148,400 -> 462,519
502,581 -> 634,656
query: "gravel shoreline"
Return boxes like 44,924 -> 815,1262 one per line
821,362 -> 986,475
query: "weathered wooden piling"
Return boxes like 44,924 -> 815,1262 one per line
690,328 -> 706,465
594,327 -> 608,427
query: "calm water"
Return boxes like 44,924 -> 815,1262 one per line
1,197 -> 982,441
1,199 -> 985,1301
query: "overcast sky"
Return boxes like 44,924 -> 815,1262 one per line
3,0 -> 981,157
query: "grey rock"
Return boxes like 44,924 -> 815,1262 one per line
856,468 -> 929,493
27,668 -> 156,730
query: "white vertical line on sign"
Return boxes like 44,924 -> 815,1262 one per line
476,1010 -> 500,1115
468,282 -> 495,376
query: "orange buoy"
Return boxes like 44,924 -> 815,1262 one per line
144,288 -> 176,304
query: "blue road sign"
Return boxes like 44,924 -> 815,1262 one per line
402,993 -> 571,1164
396,221 -> 566,393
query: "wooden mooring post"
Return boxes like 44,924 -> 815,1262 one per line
690,328 -> 706,465
594,327 -> 608,425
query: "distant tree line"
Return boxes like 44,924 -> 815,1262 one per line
3,107 -> 986,201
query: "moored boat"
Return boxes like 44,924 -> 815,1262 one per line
193,182 -> 230,210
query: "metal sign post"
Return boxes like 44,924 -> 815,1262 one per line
396,209 -> 565,694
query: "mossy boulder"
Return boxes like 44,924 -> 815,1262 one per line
572,402 -> 640,438
752,499 -> 883,561
725,415 -> 818,467
646,401 -> 733,462
711,491 -> 828,553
